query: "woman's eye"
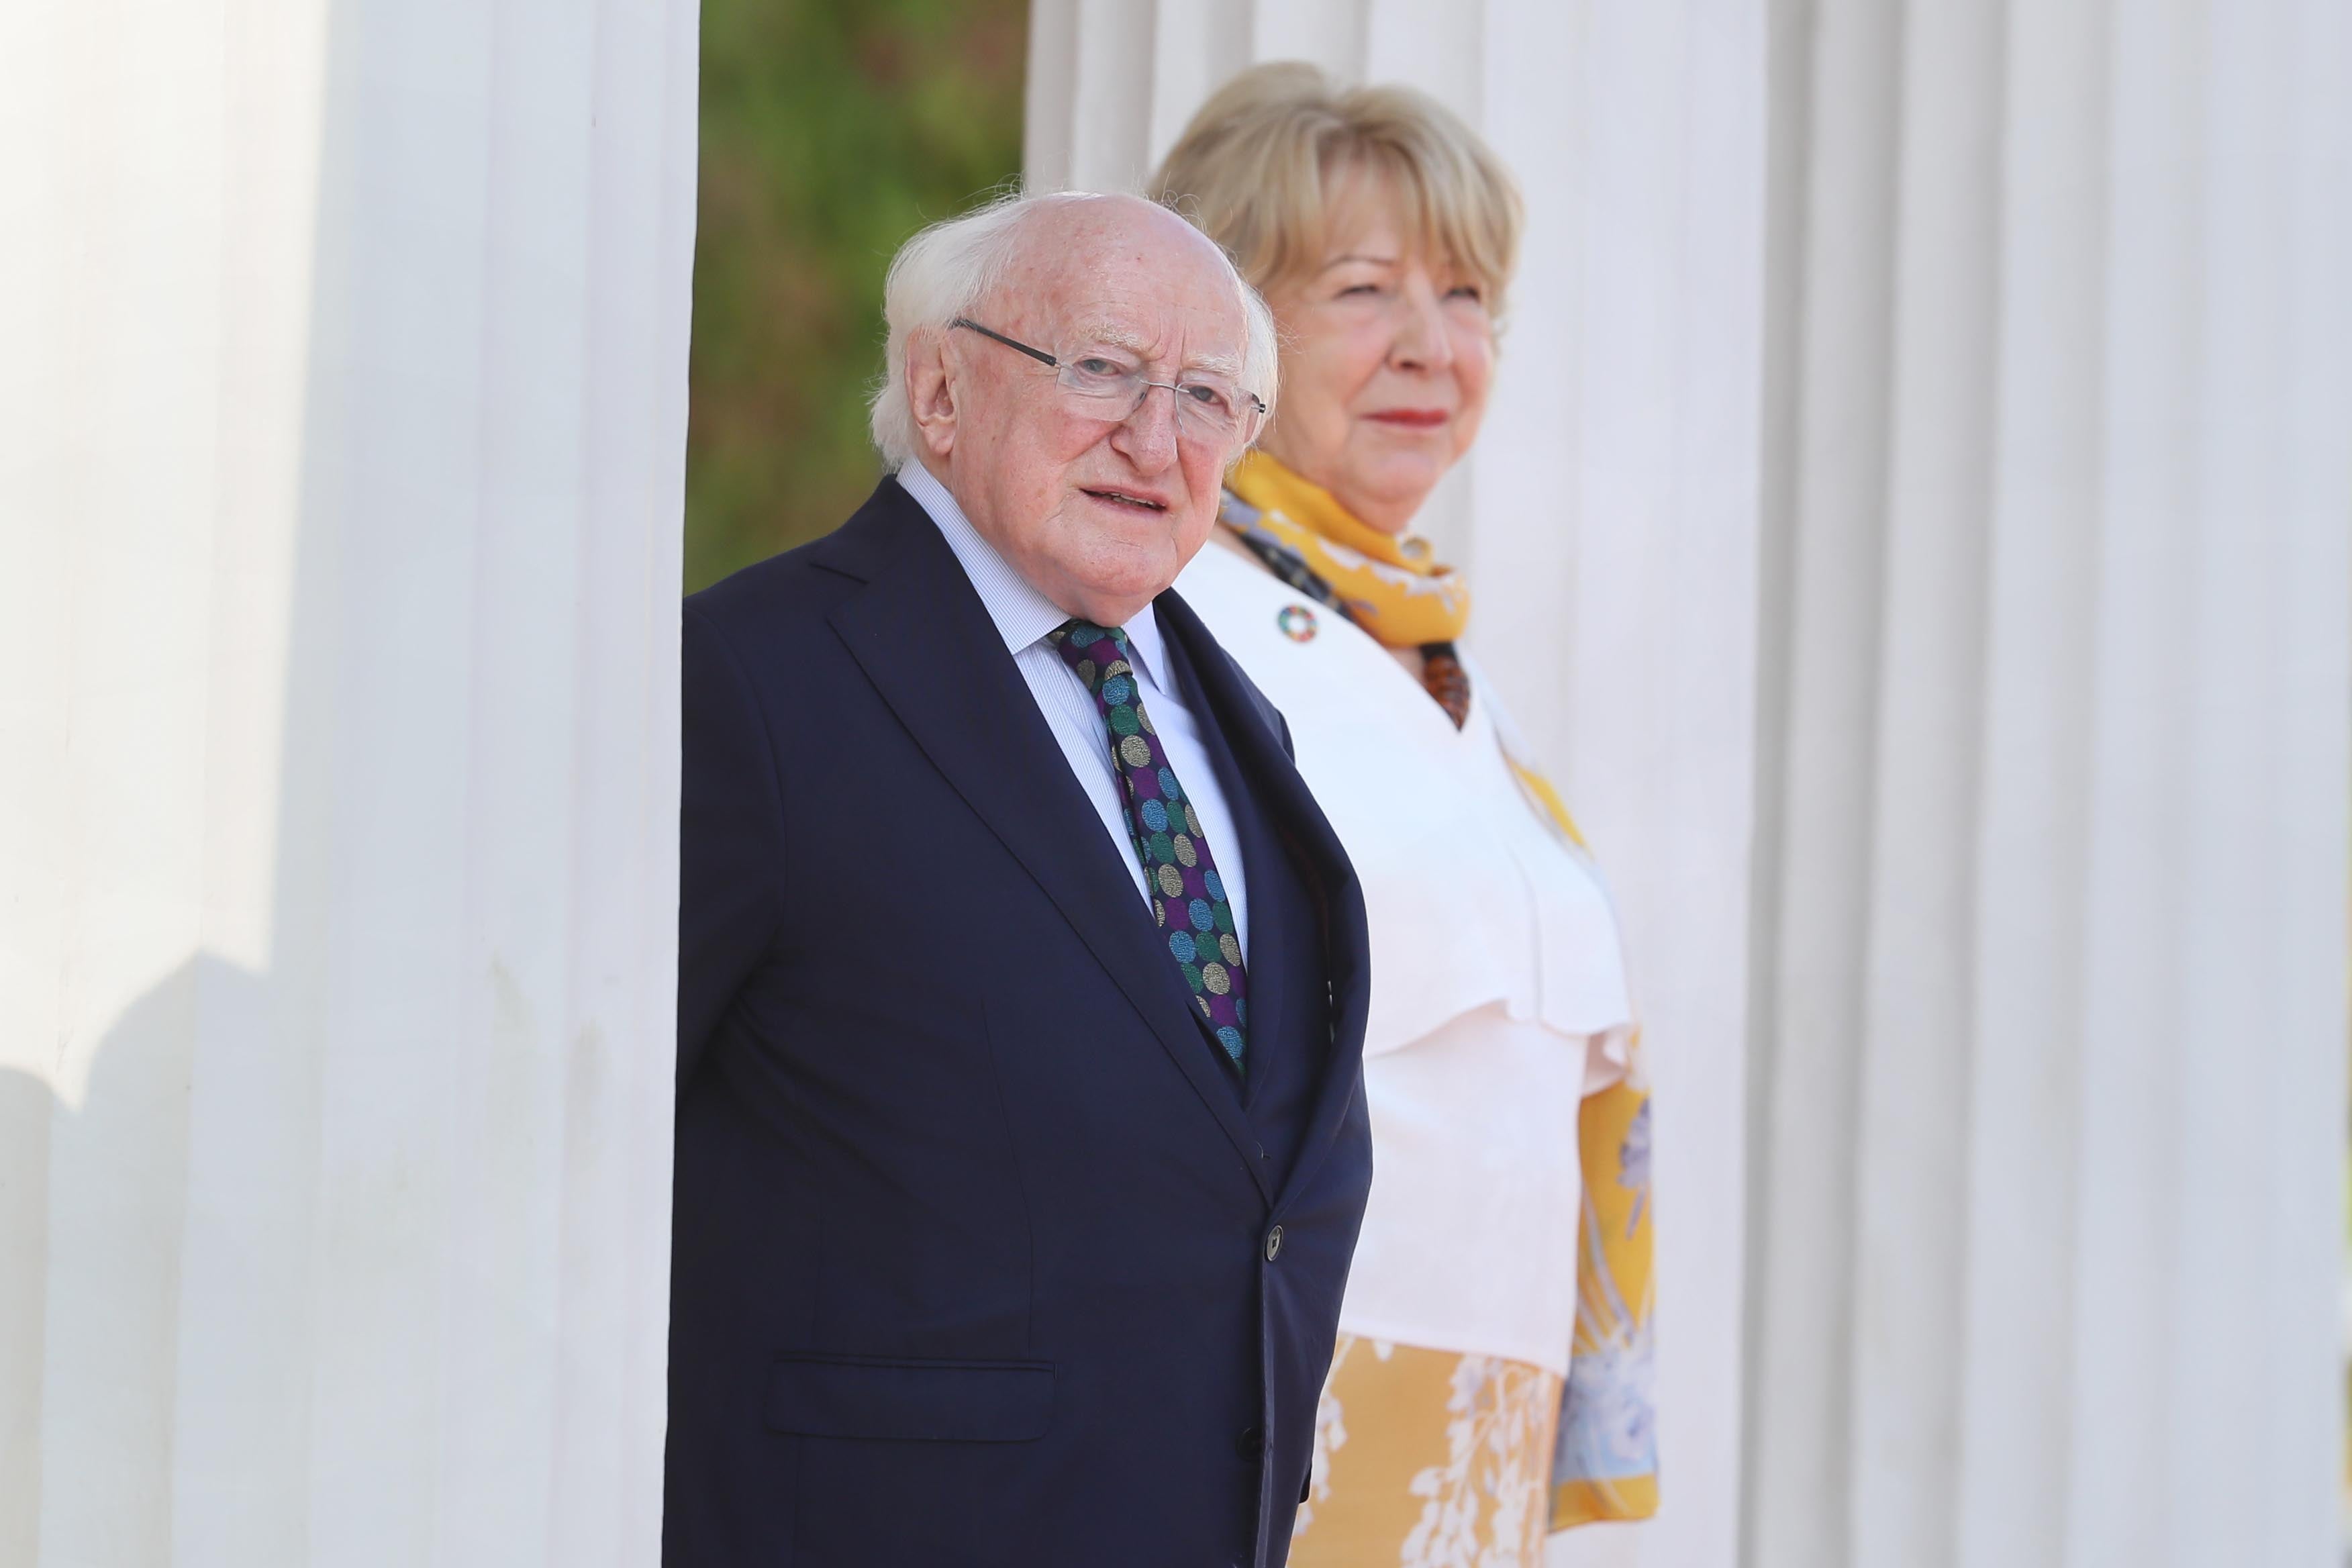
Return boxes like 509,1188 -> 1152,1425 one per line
1446,285 -> 1485,303
1336,283 -> 1382,299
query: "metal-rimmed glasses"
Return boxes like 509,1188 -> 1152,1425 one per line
950,317 -> 1267,446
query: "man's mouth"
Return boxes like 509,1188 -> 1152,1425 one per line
1080,487 -> 1169,513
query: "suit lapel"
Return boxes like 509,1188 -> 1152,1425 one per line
1155,589 -> 1373,1216
822,485 -> 1275,1204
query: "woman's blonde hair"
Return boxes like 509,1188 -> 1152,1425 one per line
1148,62 -> 1524,318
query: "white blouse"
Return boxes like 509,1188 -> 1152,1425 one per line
1175,540 -> 1637,1375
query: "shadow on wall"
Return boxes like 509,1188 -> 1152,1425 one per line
11,0 -> 695,1559
0,1061 -> 51,1565
0,957 -> 248,1564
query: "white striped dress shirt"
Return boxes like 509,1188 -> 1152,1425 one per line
894,464 -> 1251,958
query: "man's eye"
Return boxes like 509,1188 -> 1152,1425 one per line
1073,357 -> 1123,377
1181,383 -> 1233,411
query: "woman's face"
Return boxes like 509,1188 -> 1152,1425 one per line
1259,177 -> 1497,535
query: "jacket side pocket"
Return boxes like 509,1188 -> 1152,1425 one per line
765,1353 -> 1056,1442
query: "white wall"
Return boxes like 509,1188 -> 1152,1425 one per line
0,2 -> 697,1563
1746,3 -> 2352,1566
1029,7 -> 1771,1565
1033,3 -> 2352,1566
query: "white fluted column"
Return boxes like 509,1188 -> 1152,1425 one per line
1028,8 -> 1770,1565
1746,3 -> 2352,1566
0,1 -> 695,1563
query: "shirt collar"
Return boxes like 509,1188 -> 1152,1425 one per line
895,464 -> 1167,688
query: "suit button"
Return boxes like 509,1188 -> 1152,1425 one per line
1235,1424 -> 1265,1461
1263,1225 -> 1283,1262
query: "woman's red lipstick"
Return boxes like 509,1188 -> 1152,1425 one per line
1365,408 -> 1449,428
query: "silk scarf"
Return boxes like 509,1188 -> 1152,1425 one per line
1221,450 -> 1471,644
1218,450 -> 1660,1530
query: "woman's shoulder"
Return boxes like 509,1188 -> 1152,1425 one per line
1175,538 -> 1414,715
1455,646 -> 1538,776
1173,530 -> 1290,607
1452,647 -> 1605,856
1179,532 -> 1337,648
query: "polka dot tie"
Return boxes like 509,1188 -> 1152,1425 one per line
1048,620 -> 1249,1073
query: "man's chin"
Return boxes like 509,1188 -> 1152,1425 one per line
1052,543 -> 1202,626
1061,558 -> 1182,624
1061,585 -> 1163,628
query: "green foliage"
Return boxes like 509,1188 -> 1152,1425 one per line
686,0 -> 1028,591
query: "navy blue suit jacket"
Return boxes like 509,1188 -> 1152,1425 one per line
667,479 -> 1373,1567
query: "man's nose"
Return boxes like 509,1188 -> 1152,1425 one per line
1112,382 -> 1181,468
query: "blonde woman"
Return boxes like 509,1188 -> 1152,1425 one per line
1154,64 -> 1658,1564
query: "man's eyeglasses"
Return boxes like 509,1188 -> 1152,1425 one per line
950,317 -> 1267,446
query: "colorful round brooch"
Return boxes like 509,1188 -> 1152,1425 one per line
1275,604 -> 1318,643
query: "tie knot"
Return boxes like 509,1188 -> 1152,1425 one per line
1048,619 -> 1131,694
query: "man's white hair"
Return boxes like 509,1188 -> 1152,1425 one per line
867,189 -> 1279,471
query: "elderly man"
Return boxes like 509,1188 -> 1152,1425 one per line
667,192 -> 1373,1567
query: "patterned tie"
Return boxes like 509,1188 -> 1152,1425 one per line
1048,620 -> 1249,1073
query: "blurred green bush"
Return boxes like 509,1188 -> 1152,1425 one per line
687,0 -> 1028,591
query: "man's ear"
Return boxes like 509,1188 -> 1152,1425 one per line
905,330 -> 960,462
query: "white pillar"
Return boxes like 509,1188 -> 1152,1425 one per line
0,1 -> 696,1563
1745,2 -> 2352,1566
1028,7 -> 1771,1566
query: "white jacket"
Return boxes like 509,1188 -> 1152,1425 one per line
1175,538 -> 1637,1372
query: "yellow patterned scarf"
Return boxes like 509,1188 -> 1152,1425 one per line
1518,783 -> 1659,1530
1221,450 -> 1660,1530
1221,450 -> 1472,646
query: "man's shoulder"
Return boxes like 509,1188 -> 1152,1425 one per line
684,478 -> 916,648
685,540 -> 845,634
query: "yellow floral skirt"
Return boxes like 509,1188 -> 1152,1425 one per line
1291,1334 -> 1563,1567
